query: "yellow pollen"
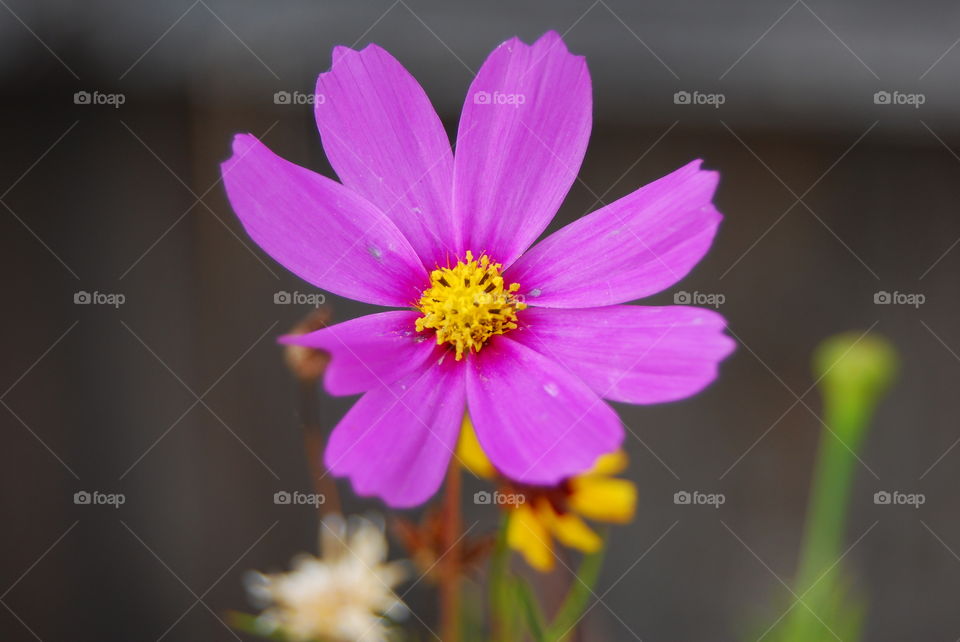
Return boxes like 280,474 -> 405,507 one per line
415,251 -> 526,360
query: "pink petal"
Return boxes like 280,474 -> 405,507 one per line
278,311 -> 437,396
324,356 -> 465,508
453,31 -> 592,267
221,134 -> 425,307
315,45 -> 457,266
512,305 -> 735,404
466,336 -> 623,485
507,160 -> 722,307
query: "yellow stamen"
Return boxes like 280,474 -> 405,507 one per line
415,251 -> 526,360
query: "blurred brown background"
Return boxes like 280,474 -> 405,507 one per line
2,1 -> 960,640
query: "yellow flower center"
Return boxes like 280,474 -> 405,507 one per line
415,251 -> 526,360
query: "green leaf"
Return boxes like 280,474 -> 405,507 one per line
489,512 -> 519,642
514,577 -> 548,642
545,544 -> 606,641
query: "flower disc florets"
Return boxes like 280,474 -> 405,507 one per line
415,251 -> 526,360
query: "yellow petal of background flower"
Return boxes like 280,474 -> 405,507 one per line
455,414 -> 497,479
507,503 -> 554,572
589,450 -> 629,476
569,477 -> 637,524
549,511 -> 603,553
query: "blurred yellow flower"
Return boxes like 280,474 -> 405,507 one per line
246,514 -> 407,641
457,416 -> 636,572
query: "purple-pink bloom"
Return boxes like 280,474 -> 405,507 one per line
221,32 -> 735,508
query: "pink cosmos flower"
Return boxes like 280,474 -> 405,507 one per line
222,32 -> 734,508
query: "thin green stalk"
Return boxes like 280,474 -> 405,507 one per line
489,512 -> 514,642
777,333 -> 896,642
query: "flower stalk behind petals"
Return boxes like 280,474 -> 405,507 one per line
286,309 -> 341,515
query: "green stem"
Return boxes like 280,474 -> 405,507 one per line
794,404 -> 866,594
489,512 -> 513,642
777,333 -> 896,642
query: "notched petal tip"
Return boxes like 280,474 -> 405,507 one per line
228,133 -> 258,158
220,134 -> 258,177
535,30 -> 587,65
317,45 -> 359,89
688,158 -> 721,187
686,308 -> 737,360
718,333 -> 737,360
323,415 -> 449,510
325,42 -> 386,73
536,29 -> 564,43
676,158 -> 722,211
686,305 -> 729,325
494,35 -> 523,53
533,29 -> 573,52
494,30 -> 584,61
702,170 -> 721,193
329,44 -> 363,67
330,44 -> 353,64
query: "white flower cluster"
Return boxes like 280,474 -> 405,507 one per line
247,515 -> 408,642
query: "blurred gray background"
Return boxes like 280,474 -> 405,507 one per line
2,0 -> 960,640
